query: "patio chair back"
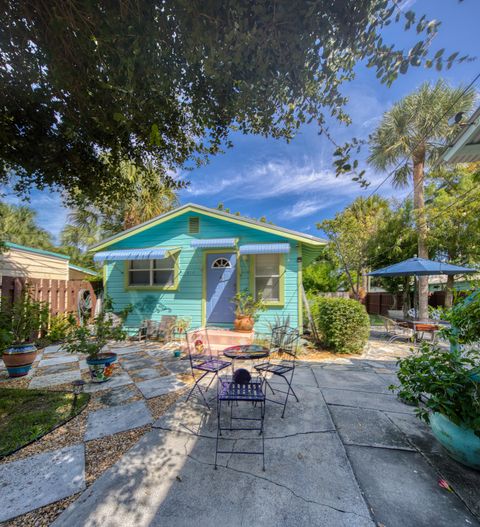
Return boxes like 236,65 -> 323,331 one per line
158,315 -> 177,341
140,319 -> 159,339
185,327 -> 213,367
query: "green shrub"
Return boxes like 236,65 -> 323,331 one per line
311,296 -> 370,354
46,313 -> 77,343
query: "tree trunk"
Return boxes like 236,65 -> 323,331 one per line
413,149 -> 429,320
445,274 -> 454,308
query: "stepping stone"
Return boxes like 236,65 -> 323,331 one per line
35,362 -> 78,375
79,359 -> 89,371
120,357 -> 158,371
29,369 -> 81,388
112,346 -> 143,356
38,355 -> 78,368
42,344 -> 63,354
97,384 -> 139,407
129,367 -> 164,382
83,372 -> 133,393
85,400 -> 153,440
164,359 -> 190,375
0,444 -> 85,523
136,375 -> 186,399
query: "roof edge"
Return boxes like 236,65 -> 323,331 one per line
89,203 -> 326,252
4,242 -> 70,261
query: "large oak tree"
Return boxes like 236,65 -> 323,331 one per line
1,1 -> 461,205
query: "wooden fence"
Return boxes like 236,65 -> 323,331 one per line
365,291 -> 447,315
0,276 -> 100,319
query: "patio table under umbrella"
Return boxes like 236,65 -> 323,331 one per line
368,257 -> 477,322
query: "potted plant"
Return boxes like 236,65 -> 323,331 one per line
232,291 -> 265,332
63,310 -> 127,383
392,341 -> 480,469
0,291 -> 49,377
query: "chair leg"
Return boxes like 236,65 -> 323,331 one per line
215,399 -> 221,469
280,371 -> 297,418
186,371 -> 210,409
261,400 -> 266,471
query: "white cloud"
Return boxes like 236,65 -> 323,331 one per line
280,198 -> 337,219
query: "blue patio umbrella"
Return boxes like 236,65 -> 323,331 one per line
368,257 -> 477,277
368,257 -> 477,318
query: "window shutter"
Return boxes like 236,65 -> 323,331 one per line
189,217 -> 200,233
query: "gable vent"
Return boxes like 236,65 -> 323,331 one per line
188,217 -> 200,234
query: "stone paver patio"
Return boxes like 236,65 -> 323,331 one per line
49,338 -> 480,527
2,335 -> 479,526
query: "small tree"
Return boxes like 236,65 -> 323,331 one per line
318,196 -> 389,300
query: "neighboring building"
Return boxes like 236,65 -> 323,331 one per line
91,203 -> 326,332
0,242 -> 97,281
442,106 -> 480,163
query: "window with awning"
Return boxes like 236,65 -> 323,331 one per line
93,247 -> 179,262
128,256 -> 177,287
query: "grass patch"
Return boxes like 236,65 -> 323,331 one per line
0,388 -> 90,458
369,314 -> 385,326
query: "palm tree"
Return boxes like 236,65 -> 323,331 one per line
0,202 -> 53,249
368,80 -> 475,319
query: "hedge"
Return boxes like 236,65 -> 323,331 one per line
311,296 -> 370,354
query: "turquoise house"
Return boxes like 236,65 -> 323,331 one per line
91,203 -> 325,332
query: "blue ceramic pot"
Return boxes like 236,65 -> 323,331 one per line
86,352 -> 117,383
2,344 -> 37,377
430,412 -> 480,470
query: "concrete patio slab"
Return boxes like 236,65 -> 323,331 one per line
136,375 -> 186,399
322,387 -> 414,414
387,411 -> 480,519
29,369 -> 81,388
0,444 -> 85,523
85,400 -> 153,441
54,428 -> 373,527
111,346 -> 144,356
34,362 -> 79,375
346,445 -> 479,527
38,355 -> 78,368
311,368 -> 390,394
83,372 -> 133,393
42,344 -> 63,354
329,406 -> 414,450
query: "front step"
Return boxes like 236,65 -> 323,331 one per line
206,328 -> 254,347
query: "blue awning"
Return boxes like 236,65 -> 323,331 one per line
190,238 -> 236,249
239,243 -> 290,255
93,247 -> 179,263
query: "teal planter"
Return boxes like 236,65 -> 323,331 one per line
430,412 -> 480,470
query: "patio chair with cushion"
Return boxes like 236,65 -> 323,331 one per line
185,328 -> 231,409
254,325 -> 299,418
215,372 -> 266,471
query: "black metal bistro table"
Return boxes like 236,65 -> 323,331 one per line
223,344 -> 270,372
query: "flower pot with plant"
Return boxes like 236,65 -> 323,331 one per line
0,291 -> 49,377
63,310 -> 127,383
392,341 -> 480,469
232,291 -> 265,332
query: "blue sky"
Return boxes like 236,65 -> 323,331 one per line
3,0 -> 479,242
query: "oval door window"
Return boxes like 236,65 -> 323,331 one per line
211,258 -> 231,269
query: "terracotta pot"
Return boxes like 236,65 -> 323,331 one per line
86,352 -> 117,383
2,344 -> 37,377
234,315 -> 254,332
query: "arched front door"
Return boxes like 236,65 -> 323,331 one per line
206,252 -> 237,324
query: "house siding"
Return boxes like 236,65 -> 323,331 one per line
104,211 -> 300,332
0,248 -> 69,280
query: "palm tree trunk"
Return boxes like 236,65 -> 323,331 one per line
445,274 -> 454,308
413,149 -> 429,320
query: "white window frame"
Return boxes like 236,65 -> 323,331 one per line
127,256 -> 177,289
252,253 -> 283,305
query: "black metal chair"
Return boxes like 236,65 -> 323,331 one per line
185,328 -> 231,409
215,375 -> 266,471
254,326 -> 299,418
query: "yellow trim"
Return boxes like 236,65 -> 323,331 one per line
91,205 -> 325,252
202,249 -> 239,326
297,244 -> 303,333
103,264 -> 107,296
250,253 -> 285,307
123,251 -> 180,291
